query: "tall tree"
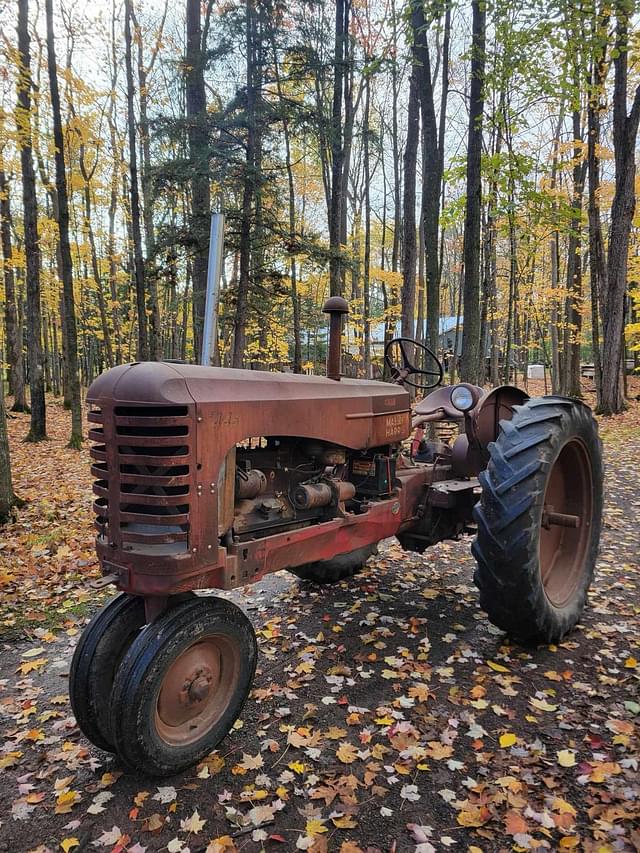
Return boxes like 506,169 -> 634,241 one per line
460,0 -> 485,384
328,0 -> 349,297
185,0 -> 211,362
0,388 -> 17,523
401,67 -> 419,340
16,0 -> 46,441
45,0 -> 82,449
232,0 -> 262,367
0,152 -> 27,411
586,4 -> 609,395
598,0 -> 640,414
410,0 -> 450,356
124,0 -> 149,361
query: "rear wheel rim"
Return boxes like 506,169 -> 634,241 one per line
155,635 -> 240,746
539,437 -> 593,607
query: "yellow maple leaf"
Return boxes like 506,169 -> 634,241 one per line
552,797 -> 577,815
17,657 -> 48,675
530,697 -> 558,712
180,809 -> 206,833
457,806 -> 490,827
499,733 -> 517,748
336,742 -> 358,764
624,656 -> 637,669
325,726 -> 347,739
0,751 -> 22,769
25,729 -> 45,742
60,838 -> 79,853
332,814 -> 358,828
55,790 -> 81,814
557,750 -> 577,767
306,819 -> 328,836
288,761 -> 306,774
206,836 -> 237,853
426,741 -> 453,760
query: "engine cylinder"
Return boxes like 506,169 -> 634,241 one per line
235,469 -> 267,500
293,480 -> 355,510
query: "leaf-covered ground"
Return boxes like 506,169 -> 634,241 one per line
0,390 -> 639,853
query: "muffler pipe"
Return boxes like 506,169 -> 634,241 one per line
322,296 -> 349,381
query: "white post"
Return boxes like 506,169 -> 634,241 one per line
201,212 -> 225,366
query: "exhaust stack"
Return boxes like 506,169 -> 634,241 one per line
322,296 -> 349,381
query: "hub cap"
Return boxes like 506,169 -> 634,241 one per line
155,636 -> 240,746
539,438 -> 593,607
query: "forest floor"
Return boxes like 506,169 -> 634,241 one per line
0,381 -> 639,853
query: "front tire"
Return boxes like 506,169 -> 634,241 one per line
70,593 -> 146,752
472,397 -> 603,644
109,595 -> 257,776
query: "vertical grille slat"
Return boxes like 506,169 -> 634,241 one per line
89,409 -> 109,539
90,404 -> 192,554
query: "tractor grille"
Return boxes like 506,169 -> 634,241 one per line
89,405 -> 192,555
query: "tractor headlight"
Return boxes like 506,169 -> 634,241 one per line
451,385 -> 474,412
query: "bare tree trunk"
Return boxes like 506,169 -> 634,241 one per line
17,0 -> 46,441
460,0 -> 485,384
0,388 -> 17,523
232,0 -> 259,367
363,74 -> 372,378
124,0 -> 149,361
329,0 -> 349,297
561,108 -> 586,399
390,0 -> 402,276
598,1 -> 639,414
271,36 -> 302,372
186,0 -> 211,361
401,68 -> 419,340
586,8 -> 608,397
548,110 -> 564,393
130,3 -> 165,360
410,0 -> 446,358
0,161 -> 27,411
46,0 -> 82,448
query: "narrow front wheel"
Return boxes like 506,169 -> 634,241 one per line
70,593 -> 146,752
109,596 -> 257,776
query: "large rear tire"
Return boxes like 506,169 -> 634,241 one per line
289,545 -> 377,584
472,397 -> 603,644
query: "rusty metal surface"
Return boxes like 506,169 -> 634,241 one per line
322,295 -> 349,382
470,385 -> 529,446
155,635 -> 240,746
540,437 -> 593,606
88,362 -> 415,596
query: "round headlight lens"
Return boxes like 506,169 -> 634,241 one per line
451,385 -> 474,411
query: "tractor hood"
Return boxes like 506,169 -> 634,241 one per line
87,361 -> 411,408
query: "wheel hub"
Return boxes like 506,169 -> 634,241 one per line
180,666 -> 214,704
155,635 -> 241,745
539,437 -> 593,607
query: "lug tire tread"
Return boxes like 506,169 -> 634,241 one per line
472,396 -> 603,644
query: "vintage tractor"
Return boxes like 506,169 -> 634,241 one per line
71,297 -> 603,776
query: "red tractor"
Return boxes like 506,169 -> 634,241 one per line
71,297 -> 603,775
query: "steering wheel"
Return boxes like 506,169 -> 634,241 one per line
384,337 -> 444,390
